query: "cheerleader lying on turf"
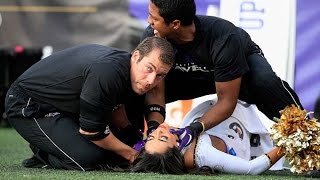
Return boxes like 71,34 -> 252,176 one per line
131,98 -> 286,175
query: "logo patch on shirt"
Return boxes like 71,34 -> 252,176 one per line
112,104 -> 122,111
175,63 -> 213,73
104,125 -> 110,134
229,122 -> 244,139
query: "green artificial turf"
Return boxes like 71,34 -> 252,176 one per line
0,127 -> 314,180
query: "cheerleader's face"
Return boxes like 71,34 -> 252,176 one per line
144,123 -> 178,154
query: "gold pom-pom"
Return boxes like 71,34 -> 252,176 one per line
270,104 -> 320,174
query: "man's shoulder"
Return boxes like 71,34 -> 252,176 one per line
69,44 -> 129,58
196,15 -> 225,24
70,44 -> 112,51
52,44 -> 114,58
196,15 -> 235,29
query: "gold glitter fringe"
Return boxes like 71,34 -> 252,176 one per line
270,105 -> 320,174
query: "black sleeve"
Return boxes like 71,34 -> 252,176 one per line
79,63 -> 118,132
79,98 -> 112,132
214,34 -> 249,82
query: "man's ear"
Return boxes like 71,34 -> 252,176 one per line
171,20 -> 181,30
132,50 -> 140,63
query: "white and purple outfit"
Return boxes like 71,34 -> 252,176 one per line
180,99 -> 284,175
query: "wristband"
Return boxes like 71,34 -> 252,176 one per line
145,104 -> 166,119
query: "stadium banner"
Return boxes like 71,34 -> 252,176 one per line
295,0 -> 320,112
220,0 -> 296,85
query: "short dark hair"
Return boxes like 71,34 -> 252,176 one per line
130,147 -> 187,174
151,0 -> 196,26
134,36 -> 175,66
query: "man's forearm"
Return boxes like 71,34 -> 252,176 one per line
200,78 -> 241,130
92,132 -> 137,162
145,81 -> 166,123
200,98 -> 237,131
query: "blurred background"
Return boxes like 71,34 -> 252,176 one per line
0,0 -> 319,127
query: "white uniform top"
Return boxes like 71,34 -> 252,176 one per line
180,99 -> 284,175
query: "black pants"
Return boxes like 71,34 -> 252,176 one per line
238,53 -> 302,119
5,85 -> 133,171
